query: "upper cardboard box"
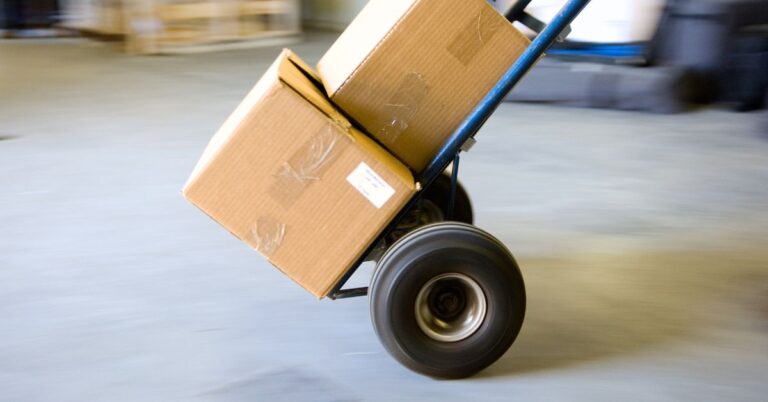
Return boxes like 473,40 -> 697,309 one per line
184,50 -> 416,297
318,0 -> 530,172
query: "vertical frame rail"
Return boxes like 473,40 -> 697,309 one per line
505,0 -> 535,22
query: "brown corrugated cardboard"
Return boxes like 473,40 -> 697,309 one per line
317,0 -> 530,172
184,49 -> 416,298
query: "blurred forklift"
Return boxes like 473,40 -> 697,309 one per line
501,0 -> 768,129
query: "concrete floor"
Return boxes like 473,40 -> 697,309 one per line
1,32 -> 767,402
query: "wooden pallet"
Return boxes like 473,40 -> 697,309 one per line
131,0 -> 300,54
63,0 -> 301,54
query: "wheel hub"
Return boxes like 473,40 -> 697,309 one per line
414,273 -> 487,342
430,284 -> 467,320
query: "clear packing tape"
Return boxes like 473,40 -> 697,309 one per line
374,7 -> 504,147
269,125 -> 344,208
254,124 -> 348,257
250,217 -> 286,257
376,72 -> 430,145
448,6 -> 504,66
277,126 -> 339,184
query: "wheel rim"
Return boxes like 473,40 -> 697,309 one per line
414,273 -> 487,342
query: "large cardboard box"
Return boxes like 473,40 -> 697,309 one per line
184,50 -> 416,297
318,0 -> 530,172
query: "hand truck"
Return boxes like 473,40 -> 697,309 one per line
326,0 -> 591,379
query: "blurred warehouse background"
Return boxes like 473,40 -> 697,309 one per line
1,0 -> 767,401
3,0 -> 768,114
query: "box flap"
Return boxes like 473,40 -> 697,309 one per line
277,49 -> 352,130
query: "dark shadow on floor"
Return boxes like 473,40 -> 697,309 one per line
199,367 -> 360,402
479,251 -> 768,378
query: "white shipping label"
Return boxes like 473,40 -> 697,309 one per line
346,162 -> 396,209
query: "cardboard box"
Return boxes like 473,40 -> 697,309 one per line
183,49 -> 416,298
317,0 -> 530,172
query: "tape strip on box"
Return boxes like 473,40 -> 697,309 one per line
250,216 -> 286,256
447,7 -> 504,66
374,72 -> 430,146
269,124 -> 349,208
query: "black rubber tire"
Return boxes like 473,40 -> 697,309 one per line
421,173 -> 473,224
370,222 -> 526,379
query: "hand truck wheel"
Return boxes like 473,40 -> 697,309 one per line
369,222 -> 526,379
365,174 -> 473,262
398,173 -> 473,229
420,172 -> 473,224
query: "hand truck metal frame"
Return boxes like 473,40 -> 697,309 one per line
325,0 -> 591,378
